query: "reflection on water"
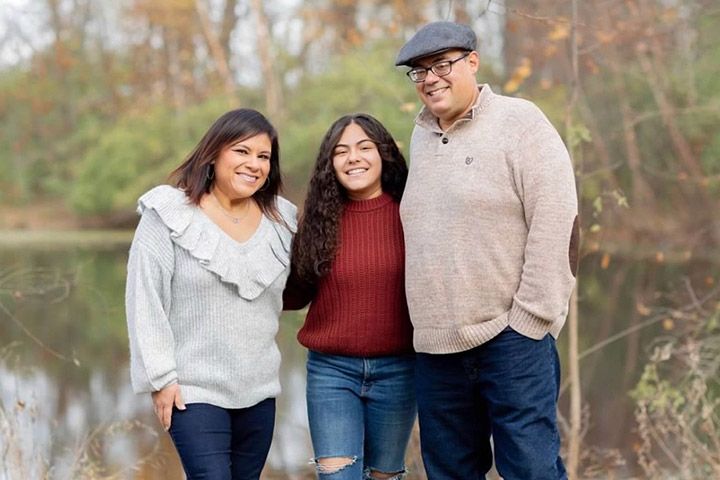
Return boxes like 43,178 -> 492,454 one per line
0,246 -> 312,479
0,240 -> 718,478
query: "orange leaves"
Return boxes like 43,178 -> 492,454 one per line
594,31 -> 616,45
548,22 -> 570,41
504,58 -> 532,93
128,0 -> 196,29
660,7 -> 678,23
586,59 -> 600,74
637,303 -> 651,316
347,28 -> 363,47
543,44 -> 559,58
601,253 -> 611,270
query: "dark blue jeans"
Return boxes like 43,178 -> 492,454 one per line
415,327 -> 566,480
168,399 -> 275,480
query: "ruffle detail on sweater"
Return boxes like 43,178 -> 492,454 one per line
137,185 -> 297,300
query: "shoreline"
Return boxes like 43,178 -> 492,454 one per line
1,228 -> 718,263
0,229 -> 134,250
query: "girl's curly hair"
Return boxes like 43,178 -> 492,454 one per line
292,113 -> 408,282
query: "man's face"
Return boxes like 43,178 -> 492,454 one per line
411,49 -> 479,130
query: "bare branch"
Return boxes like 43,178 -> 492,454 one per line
0,268 -> 79,363
0,301 -> 74,363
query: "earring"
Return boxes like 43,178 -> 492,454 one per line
257,178 -> 270,192
206,164 -> 215,181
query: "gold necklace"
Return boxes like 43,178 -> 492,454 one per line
210,191 -> 250,224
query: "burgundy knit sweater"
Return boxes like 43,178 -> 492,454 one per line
283,193 -> 414,357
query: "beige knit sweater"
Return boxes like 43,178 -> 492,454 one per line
400,84 -> 579,354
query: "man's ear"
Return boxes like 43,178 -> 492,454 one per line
467,51 -> 480,74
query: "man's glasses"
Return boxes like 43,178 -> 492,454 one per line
406,52 -> 470,83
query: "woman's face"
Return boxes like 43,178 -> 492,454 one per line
332,123 -> 383,200
212,133 -> 272,200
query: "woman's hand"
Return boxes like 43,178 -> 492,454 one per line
151,382 -> 186,431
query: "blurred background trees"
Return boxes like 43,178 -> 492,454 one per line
1,0 -> 716,248
2,1 -> 720,477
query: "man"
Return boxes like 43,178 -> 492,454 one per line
395,21 -> 579,480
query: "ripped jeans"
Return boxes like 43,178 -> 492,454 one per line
305,350 -> 417,480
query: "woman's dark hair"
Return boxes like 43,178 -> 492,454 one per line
168,108 -> 283,221
292,113 -> 408,282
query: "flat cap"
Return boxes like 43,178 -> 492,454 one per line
395,21 -> 477,66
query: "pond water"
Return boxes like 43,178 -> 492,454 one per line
0,235 -> 718,479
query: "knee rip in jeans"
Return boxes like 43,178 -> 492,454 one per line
312,456 -> 357,474
363,467 -> 408,480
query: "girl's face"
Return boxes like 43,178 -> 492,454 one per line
212,133 -> 272,200
332,123 -> 383,200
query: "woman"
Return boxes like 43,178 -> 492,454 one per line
125,108 -> 296,479
284,114 -> 415,480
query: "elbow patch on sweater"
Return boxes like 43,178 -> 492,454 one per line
568,215 -> 579,278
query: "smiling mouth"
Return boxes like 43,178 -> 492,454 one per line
346,168 -> 368,176
426,87 -> 448,97
236,172 -> 259,182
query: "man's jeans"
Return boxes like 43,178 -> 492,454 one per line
415,327 -> 567,480
306,350 -> 417,479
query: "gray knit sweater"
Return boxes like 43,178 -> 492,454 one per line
125,185 -> 297,408
400,84 -> 578,354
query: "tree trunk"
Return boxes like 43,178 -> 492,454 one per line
565,1 -> 582,477
635,44 -> 720,243
635,48 -> 703,179
219,0 -> 238,61
46,0 -> 74,129
611,63 -> 656,209
161,25 -> 185,109
577,89 -> 622,193
249,0 -> 284,119
195,0 -> 237,104
454,0 -> 471,24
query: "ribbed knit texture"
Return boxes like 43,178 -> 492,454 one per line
125,185 -> 297,408
400,84 -> 578,354
284,193 -> 414,357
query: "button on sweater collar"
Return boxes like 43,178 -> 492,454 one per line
415,84 -> 495,134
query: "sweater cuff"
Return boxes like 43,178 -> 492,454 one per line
148,371 -> 178,393
508,303 -> 552,340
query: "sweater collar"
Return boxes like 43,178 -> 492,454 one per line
344,192 -> 394,212
415,83 -> 494,133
